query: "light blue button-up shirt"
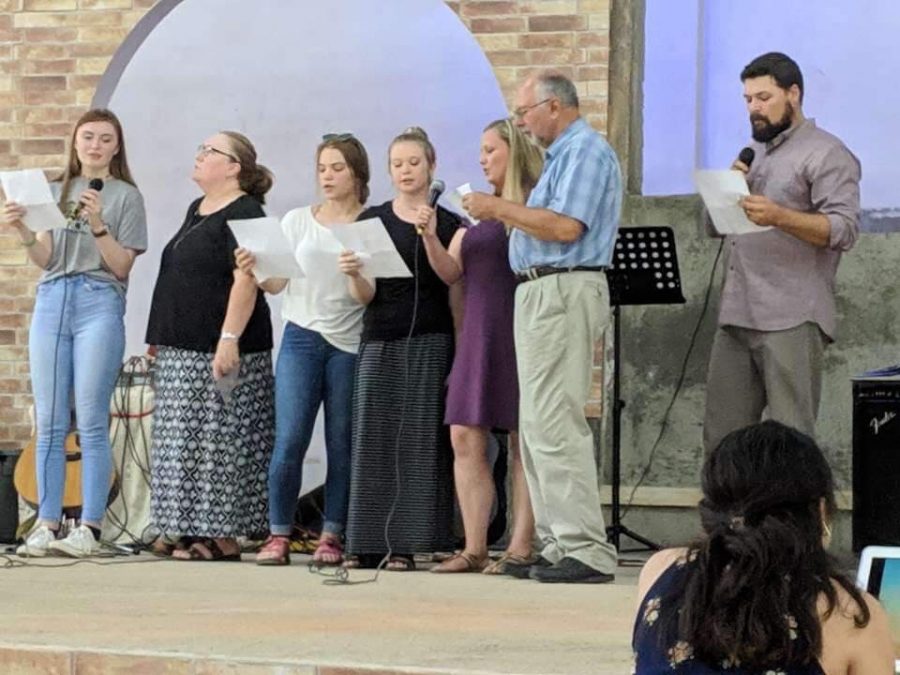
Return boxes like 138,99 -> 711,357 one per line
509,117 -> 622,273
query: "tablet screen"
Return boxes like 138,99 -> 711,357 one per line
865,557 -> 900,663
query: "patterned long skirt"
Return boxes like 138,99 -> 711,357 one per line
345,333 -> 455,556
150,347 -> 274,538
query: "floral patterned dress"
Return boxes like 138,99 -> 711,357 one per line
632,553 -> 825,675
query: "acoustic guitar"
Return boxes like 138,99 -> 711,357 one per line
14,431 -> 85,510
14,430 -> 117,511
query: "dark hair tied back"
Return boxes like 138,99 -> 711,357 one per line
658,421 -> 869,669
317,135 -> 371,205
221,130 -> 274,204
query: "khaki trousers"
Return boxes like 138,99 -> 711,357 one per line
703,323 -> 825,453
514,271 -> 617,573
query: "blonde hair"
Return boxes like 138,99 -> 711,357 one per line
483,118 -> 544,205
388,125 -> 436,170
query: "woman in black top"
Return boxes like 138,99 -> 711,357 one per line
145,131 -> 274,561
341,127 -> 462,570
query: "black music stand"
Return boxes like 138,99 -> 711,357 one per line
605,227 -> 685,552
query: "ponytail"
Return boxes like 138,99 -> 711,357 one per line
657,422 -> 870,669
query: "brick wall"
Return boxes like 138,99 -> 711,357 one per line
0,0 -> 611,449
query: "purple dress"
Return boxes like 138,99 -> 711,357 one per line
444,220 -> 518,430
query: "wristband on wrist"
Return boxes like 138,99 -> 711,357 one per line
220,331 -> 240,341
21,232 -> 38,248
91,227 -> 109,238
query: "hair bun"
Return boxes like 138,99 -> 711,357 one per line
402,126 -> 429,140
247,163 -> 274,203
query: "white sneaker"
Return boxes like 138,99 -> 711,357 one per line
48,524 -> 101,558
16,525 -> 57,558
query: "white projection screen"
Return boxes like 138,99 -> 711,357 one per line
95,0 -> 507,494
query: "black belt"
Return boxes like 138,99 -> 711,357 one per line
515,265 -> 606,283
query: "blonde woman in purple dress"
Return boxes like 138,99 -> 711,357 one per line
433,119 -> 544,573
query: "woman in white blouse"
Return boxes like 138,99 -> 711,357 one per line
236,133 -> 372,566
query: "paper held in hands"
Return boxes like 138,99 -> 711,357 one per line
329,217 -> 412,278
0,169 -> 67,231
444,182 -> 480,225
227,216 -> 305,282
693,170 -> 772,235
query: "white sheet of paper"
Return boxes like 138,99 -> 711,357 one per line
328,217 -> 412,278
0,169 -> 66,231
227,216 -> 305,282
443,182 -> 480,225
693,170 -> 771,235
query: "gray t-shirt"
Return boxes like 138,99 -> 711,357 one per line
40,176 -> 148,294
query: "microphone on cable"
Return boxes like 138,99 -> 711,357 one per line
72,177 -> 104,222
737,147 -> 755,170
427,179 -> 445,208
416,179 -> 446,234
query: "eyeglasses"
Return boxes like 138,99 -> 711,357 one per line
322,132 -> 356,142
511,98 -> 552,120
196,144 -> 240,163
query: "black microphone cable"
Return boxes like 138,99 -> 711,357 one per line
38,225 -> 71,538
620,237 -> 724,519
620,148 -> 752,520
34,179 -> 104,545
313,212 -> 425,586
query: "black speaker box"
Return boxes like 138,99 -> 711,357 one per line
0,450 -> 21,544
852,379 -> 900,551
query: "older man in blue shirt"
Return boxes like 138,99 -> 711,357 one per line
463,70 -> 621,583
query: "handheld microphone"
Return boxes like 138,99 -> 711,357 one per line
427,179 -> 445,208
416,179 -> 446,234
72,178 -> 104,222
737,147 -> 755,169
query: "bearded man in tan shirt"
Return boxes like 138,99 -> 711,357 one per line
703,52 -> 861,452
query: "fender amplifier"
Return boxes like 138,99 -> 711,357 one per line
852,378 -> 900,551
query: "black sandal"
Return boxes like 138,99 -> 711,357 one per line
343,553 -> 383,569
342,553 -> 415,570
386,554 -> 416,571
151,536 -> 195,558
183,538 -> 242,562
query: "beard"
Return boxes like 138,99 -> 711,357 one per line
750,102 -> 794,143
522,128 -> 549,149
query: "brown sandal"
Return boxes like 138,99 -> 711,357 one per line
151,536 -> 195,558
431,551 -> 488,573
482,552 -> 538,575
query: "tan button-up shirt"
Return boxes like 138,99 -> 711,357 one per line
717,119 -> 860,340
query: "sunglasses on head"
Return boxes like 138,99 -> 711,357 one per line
322,132 -> 356,142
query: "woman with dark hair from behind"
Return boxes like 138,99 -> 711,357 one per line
145,131 -> 275,561
633,421 -> 893,674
